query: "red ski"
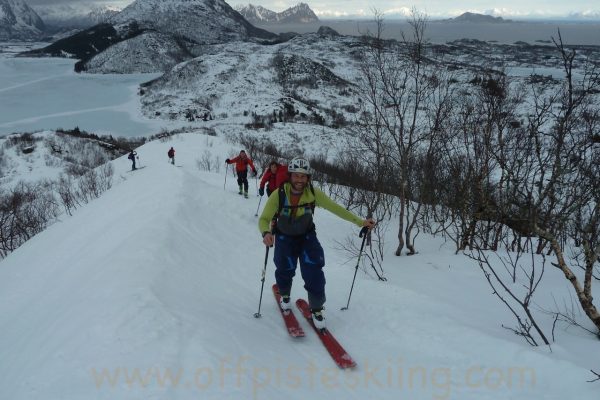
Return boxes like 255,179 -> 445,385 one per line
296,299 -> 357,369
272,285 -> 305,337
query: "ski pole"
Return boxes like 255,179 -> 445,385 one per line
254,195 -> 263,217
341,226 -> 369,311
224,164 -> 233,190
253,245 -> 270,318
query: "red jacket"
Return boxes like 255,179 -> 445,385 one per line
228,155 -> 256,173
167,149 -> 175,158
260,170 -> 277,190
260,164 -> 288,190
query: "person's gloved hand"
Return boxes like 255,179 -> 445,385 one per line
225,158 -> 230,164
252,170 -> 258,177
259,187 -> 264,196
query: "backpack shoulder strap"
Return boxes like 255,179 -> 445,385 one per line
309,183 -> 316,214
277,184 -> 286,218
276,183 -> 316,217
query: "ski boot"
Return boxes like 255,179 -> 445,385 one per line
311,308 -> 326,330
280,294 -> 291,311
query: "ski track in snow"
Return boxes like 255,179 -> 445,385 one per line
0,73 -> 72,93
0,105 -> 128,127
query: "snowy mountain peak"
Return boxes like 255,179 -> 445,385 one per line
278,2 -> 318,23
111,0 -> 278,43
87,5 -> 121,24
28,0 -> 279,73
0,0 -> 44,40
234,3 -> 277,23
236,2 -> 318,24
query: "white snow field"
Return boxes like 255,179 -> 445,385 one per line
0,132 -> 597,400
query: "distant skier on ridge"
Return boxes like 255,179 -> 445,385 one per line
226,150 -> 257,198
128,150 -> 138,170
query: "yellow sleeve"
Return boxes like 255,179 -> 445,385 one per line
258,189 -> 280,234
313,187 -> 363,227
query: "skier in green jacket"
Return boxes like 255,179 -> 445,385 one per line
258,157 -> 375,329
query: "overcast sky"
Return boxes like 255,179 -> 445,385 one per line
26,0 -> 600,18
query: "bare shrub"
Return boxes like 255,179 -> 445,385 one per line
196,150 -> 221,173
77,164 -> 113,203
0,181 -> 60,258
0,148 -> 9,176
468,242 -> 550,346
55,174 -> 79,216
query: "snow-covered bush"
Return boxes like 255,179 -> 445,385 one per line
196,150 -> 221,173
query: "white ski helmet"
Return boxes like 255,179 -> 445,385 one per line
288,157 -> 311,175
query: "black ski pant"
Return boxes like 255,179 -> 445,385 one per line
236,170 -> 249,192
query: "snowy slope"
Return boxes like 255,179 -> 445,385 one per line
83,31 -> 192,74
0,132 -> 597,399
139,37 -> 361,123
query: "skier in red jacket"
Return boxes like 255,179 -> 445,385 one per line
259,161 -> 288,197
167,147 -> 175,165
226,150 -> 257,198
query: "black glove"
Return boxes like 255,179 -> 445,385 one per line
259,187 -> 264,196
252,170 -> 257,177
225,158 -> 230,164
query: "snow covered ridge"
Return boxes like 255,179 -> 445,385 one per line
0,0 -> 44,40
0,130 -> 127,258
82,31 -> 193,74
236,2 -> 319,24
0,127 -> 215,259
137,35 -> 361,125
0,131 -> 599,399
110,0 -> 278,43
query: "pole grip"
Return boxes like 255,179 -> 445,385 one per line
359,226 -> 369,238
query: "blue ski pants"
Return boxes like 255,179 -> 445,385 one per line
273,231 -> 326,309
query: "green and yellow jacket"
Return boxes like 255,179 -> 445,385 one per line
258,182 -> 363,236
